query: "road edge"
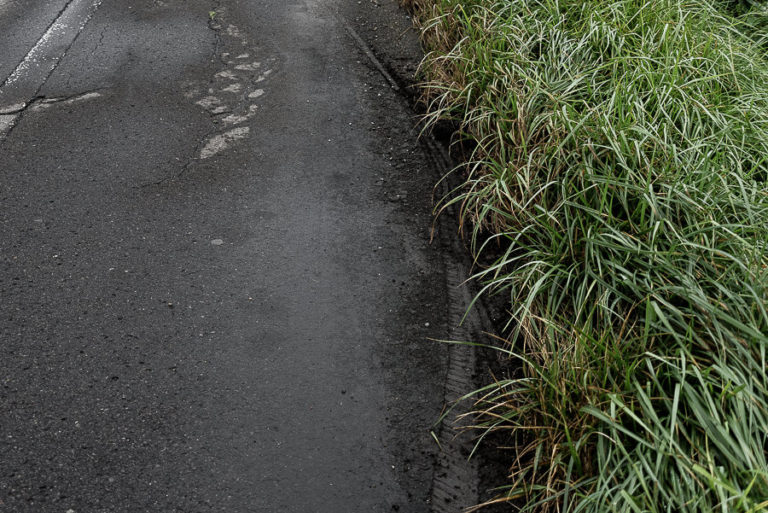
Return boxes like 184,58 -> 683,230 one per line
337,4 -> 500,511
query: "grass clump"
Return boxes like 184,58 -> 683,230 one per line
403,0 -> 768,510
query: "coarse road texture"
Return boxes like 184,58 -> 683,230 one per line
0,0 -> 459,511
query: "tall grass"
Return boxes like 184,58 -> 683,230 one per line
403,0 -> 768,510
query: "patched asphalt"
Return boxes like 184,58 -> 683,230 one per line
0,1 -> 455,511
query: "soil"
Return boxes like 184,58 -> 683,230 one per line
341,1 -> 517,510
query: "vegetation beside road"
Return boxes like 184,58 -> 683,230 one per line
403,0 -> 768,510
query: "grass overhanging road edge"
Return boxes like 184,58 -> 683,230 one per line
401,0 -> 768,511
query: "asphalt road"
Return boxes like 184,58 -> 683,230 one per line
0,0 -> 451,511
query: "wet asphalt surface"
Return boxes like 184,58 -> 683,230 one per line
0,0 -> 453,511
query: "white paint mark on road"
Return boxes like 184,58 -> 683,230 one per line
221,104 -> 259,126
0,102 -> 26,115
2,0 -> 103,89
200,127 -> 249,159
234,62 -> 261,71
30,91 -> 102,111
255,70 -> 272,83
221,104 -> 259,125
195,96 -> 225,112
69,91 -> 101,102
0,0 -> 103,138
0,114 -> 18,138
221,83 -> 242,93
182,20 -> 277,156
221,114 -> 249,125
215,70 -> 237,80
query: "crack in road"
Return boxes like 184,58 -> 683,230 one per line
140,7 -> 277,187
0,0 -> 103,141
0,89 -> 104,141
0,0 -> 76,90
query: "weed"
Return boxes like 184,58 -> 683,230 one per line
405,0 -> 768,510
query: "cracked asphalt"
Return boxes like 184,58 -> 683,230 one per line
0,0 -> 453,511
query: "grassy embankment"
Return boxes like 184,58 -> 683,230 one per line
403,0 -> 768,511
